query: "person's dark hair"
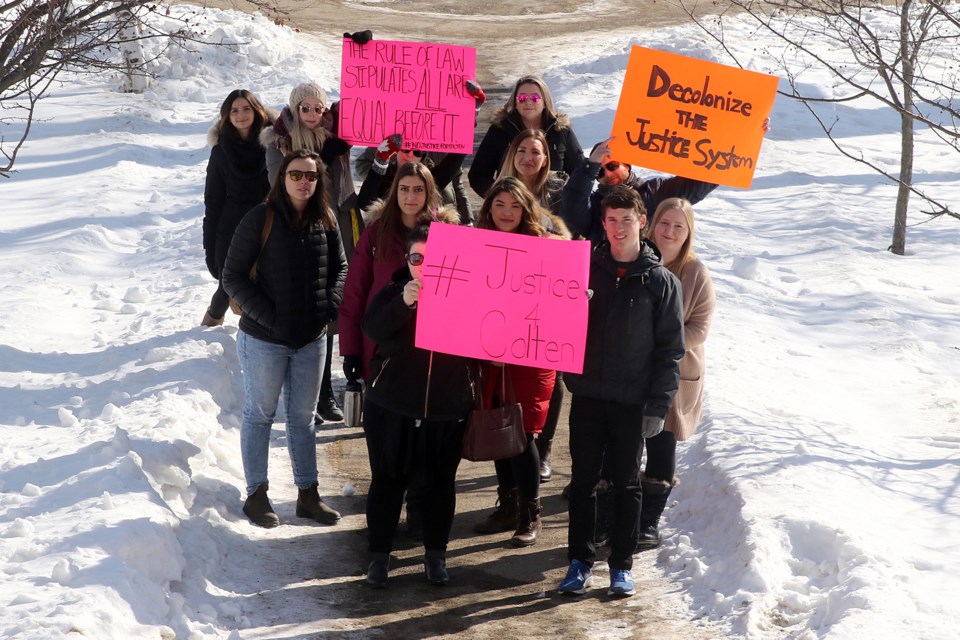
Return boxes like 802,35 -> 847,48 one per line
218,89 -> 269,140
405,222 -> 432,252
267,149 -> 335,230
375,161 -> 440,260
476,177 -> 547,237
600,185 -> 646,220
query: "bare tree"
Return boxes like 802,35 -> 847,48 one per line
0,1 -> 205,178
681,0 -> 960,255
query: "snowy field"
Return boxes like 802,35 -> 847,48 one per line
1,4 -> 959,639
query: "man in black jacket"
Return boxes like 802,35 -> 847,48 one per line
560,136 -> 718,245
559,186 -> 685,598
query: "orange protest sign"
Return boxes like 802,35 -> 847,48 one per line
609,46 -> 778,189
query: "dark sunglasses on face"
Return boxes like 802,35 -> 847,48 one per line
597,161 -> 624,180
401,148 -> 425,158
517,93 -> 542,104
298,104 -> 324,114
406,252 -> 425,266
286,170 -> 319,182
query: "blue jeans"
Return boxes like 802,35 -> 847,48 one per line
237,330 -> 326,496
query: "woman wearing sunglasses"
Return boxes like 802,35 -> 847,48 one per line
471,177 -> 571,547
261,81 -> 358,423
201,89 -> 273,328
468,75 -> 583,199
359,213 -> 472,588
221,150 -> 348,529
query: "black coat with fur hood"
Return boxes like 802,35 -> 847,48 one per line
468,110 -> 584,198
202,119 -> 272,278
362,266 -> 477,421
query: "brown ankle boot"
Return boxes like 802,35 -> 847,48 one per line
296,482 -> 341,525
473,487 -> 519,534
243,485 -> 279,528
510,497 -> 542,547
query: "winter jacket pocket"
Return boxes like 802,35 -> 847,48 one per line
677,377 -> 702,415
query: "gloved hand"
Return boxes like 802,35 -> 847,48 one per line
641,415 -> 664,439
465,79 -> 486,109
343,355 -> 362,382
372,133 -> 403,174
320,135 -> 350,165
344,30 -> 373,45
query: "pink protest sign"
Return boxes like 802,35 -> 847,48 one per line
339,39 -> 477,153
414,224 -> 590,374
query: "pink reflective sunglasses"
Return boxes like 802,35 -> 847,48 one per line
517,93 -> 542,104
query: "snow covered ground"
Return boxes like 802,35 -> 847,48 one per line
2,4 -> 959,639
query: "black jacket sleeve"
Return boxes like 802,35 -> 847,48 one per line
560,160 -> 600,240
202,146 -> 226,278
327,226 -> 348,311
362,282 -> 415,344
640,175 -> 719,216
221,206 -> 276,329
356,168 -> 386,213
561,128 -> 585,177
467,125 -> 507,198
643,269 -> 686,418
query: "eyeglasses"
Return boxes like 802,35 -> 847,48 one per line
597,161 -> 624,180
406,253 -> 425,266
401,148 -> 425,158
286,170 -> 319,182
298,104 -> 324,114
517,93 -> 542,104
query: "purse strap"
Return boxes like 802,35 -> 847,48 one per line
249,208 -> 275,279
500,365 -> 518,405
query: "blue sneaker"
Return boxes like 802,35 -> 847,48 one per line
608,568 -> 636,596
558,559 -> 593,595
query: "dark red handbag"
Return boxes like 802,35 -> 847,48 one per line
462,366 -> 526,462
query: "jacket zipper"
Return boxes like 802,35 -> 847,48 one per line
370,357 -> 390,388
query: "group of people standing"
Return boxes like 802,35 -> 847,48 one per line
201,32 -> 721,598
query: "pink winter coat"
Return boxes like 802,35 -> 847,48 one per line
666,258 -> 716,441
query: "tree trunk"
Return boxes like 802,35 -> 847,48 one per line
891,0 -> 915,256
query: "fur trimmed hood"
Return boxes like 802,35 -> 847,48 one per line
258,106 -> 326,153
362,199 -> 461,227
542,210 -> 572,240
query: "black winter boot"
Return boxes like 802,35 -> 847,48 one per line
638,475 -> 676,550
366,552 -> 390,588
243,485 -> 279,528
473,486 -> 519,534
424,549 -> 449,585
510,497 -> 542,547
296,482 -> 341,525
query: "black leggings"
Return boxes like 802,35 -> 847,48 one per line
493,432 -> 540,499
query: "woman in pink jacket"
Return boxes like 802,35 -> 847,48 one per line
640,197 -> 716,548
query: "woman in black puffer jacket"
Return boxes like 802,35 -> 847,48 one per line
201,89 -> 272,326
222,150 -> 348,530
468,75 -> 583,199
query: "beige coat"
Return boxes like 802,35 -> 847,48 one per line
665,258 -> 716,441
